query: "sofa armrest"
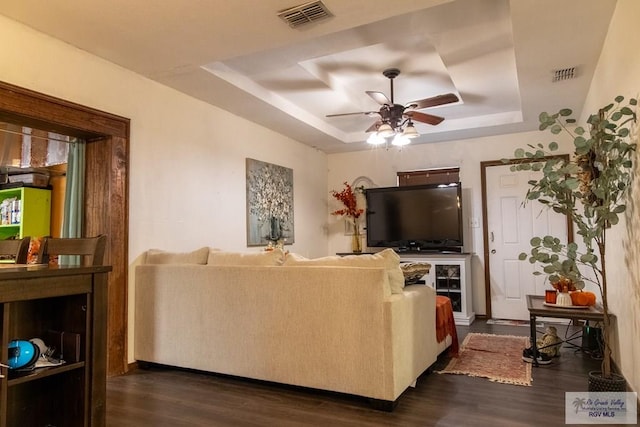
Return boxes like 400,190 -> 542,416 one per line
383,284 -> 438,398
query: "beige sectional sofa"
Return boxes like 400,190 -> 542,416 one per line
134,247 -> 450,408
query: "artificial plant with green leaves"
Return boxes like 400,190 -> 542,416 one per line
508,95 -> 637,379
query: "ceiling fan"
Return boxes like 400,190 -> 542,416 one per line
326,68 -> 459,140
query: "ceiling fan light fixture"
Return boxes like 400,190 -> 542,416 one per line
377,123 -> 394,137
366,133 -> 386,145
326,69 -> 456,146
402,122 -> 419,138
391,134 -> 410,146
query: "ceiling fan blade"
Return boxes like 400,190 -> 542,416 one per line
365,121 -> 382,133
408,93 -> 459,110
405,110 -> 445,126
366,91 -> 391,105
326,111 -> 378,118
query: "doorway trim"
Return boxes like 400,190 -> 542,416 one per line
0,80 -> 129,376
480,155 -> 572,319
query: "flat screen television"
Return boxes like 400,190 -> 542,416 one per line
365,183 -> 463,252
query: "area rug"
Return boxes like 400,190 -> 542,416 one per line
438,333 -> 532,386
486,318 -> 542,327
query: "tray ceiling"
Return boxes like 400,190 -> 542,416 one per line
0,0 -> 617,153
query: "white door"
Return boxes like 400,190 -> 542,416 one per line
486,164 -> 568,320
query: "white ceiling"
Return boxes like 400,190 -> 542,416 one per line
0,0 -> 617,153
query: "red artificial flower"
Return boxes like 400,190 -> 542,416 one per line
331,182 -> 364,219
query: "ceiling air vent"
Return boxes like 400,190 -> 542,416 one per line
552,67 -> 578,82
278,1 -> 333,28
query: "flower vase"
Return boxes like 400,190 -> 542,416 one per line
351,221 -> 362,253
269,217 -> 281,241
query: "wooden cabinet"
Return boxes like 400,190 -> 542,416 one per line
400,253 -> 475,325
0,187 -> 51,240
0,265 -> 110,427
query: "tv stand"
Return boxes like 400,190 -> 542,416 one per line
399,252 -> 475,326
396,247 -> 462,254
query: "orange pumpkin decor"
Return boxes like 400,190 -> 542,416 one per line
570,290 -> 597,306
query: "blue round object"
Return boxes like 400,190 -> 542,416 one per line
8,339 -> 40,369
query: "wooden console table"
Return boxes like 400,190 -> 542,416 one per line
526,294 -> 604,367
0,264 -> 111,427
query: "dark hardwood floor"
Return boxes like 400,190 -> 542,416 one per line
106,320 -> 627,427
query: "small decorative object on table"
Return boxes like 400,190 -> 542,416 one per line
331,182 -> 365,253
555,290 -> 573,306
569,290 -> 597,306
544,289 -> 557,304
550,276 -> 576,306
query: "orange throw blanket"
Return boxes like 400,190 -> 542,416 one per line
436,296 -> 459,356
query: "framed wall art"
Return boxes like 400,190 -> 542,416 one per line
246,158 -> 294,246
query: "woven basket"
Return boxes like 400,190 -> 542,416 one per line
588,371 -> 626,392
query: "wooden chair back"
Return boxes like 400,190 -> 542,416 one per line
0,237 -> 31,264
38,234 -> 107,266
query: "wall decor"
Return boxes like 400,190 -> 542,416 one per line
246,158 -> 294,246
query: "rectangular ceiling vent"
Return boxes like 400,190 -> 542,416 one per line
552,67 -> 578,82
278,1 -> 333,28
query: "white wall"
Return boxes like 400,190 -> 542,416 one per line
581,0 -> 640,394
0,16 -> 329,363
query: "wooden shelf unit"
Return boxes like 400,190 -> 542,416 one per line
0,265 -> 110,427
400,253 -> 475,325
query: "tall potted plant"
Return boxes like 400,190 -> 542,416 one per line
508,95 -> 637,389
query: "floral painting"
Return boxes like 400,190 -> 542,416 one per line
246,158 -> 294,246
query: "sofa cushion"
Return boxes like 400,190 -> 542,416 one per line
207,248 -> 285,266
400,262 -> 431,285
145,247 -> 210,265
283,248 -> 404,294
